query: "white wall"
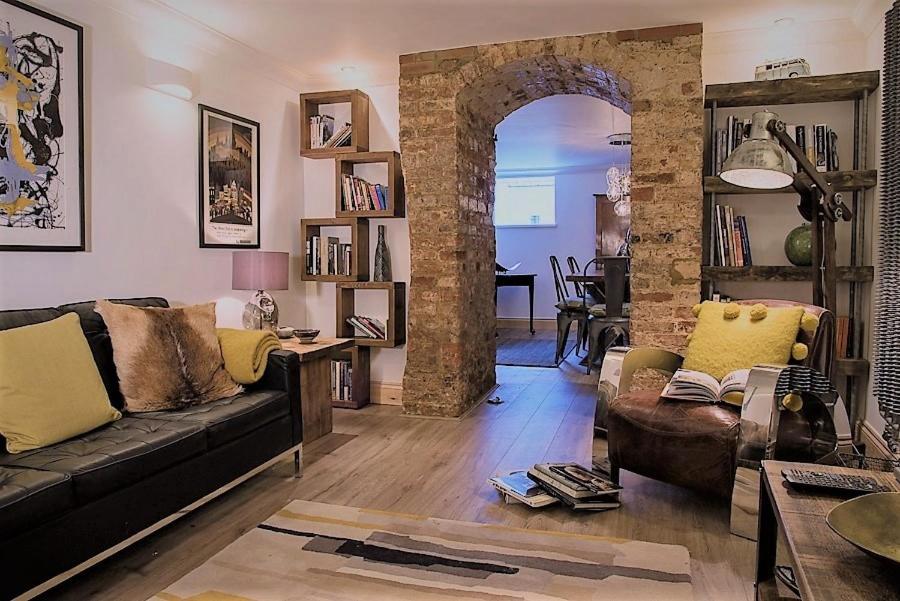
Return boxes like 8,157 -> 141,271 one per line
0,0 -> 305,328
496,170 -> 605,320
300,84 -> 408,385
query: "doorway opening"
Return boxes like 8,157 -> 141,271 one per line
494,95 -> 632,369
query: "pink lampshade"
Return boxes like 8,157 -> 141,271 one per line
232,251 -> 289,291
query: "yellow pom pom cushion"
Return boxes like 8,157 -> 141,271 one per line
682,301 -> 805,380
0,313 -> 121,453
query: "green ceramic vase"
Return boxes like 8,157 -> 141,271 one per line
784,223 -> 812,266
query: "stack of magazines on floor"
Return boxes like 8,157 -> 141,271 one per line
489,462 -> 622,511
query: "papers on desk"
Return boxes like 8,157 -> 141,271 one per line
496,262 -> 522,273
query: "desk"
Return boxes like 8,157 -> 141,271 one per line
280,337 -> 354,442
757,460 -> 900,601
496,273 -> 536,334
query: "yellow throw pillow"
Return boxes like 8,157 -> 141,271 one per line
0,313 -> 121,454
682,301 -> 804,380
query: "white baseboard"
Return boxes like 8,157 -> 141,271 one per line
496,317 -> 557,331
371,381 -> 402,405
859,420 -> 898,459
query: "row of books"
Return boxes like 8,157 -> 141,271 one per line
331,359 -> 353,401
836,316 -> 854,359
309,114 -> 352,149
713,116 -> 840,176
341,174 -> 389,212
346,315 -> 386,340
489,462 -> 622,511
306,235 -> 352,276
713,205 -> 753,267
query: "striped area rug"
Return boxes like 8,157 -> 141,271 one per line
152,500 -> 692,601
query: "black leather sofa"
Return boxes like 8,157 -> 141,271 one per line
0,297 -> 302,599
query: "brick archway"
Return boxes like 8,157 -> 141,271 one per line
399,25 -> 704,417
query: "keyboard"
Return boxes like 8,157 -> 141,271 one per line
781,468 -> 891,496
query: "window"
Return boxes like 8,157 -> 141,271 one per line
494,176 -> 556,227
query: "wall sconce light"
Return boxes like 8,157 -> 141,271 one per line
144,58 -> 194,100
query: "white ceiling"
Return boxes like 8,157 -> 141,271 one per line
495,94 -> 629,173
149,0 -> 871,89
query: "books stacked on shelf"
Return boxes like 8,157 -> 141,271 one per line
309,116 -> 352,149
331,358 -> 353,401
525,463 -> 622,511
309,115 -> 334,149
341,174 -> 388,212
346,315 -> 386,340
714,118 -> 840,175
713,205 -> 752,267
836,316 -> 854,358
305,235 -> 352,276
489,471 -> 558,508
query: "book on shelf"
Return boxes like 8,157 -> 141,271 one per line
331,358 -> 353,401
341,173 -> 388,212
489,471 -> 558,508
309,115 -> 334,149
836,316 -> 853,359
661,368 -> 749,405
346,315 -> 387,340
713,118 -> 839,177
305,236 -> 352,276
324,123 -> 352,148
713,205 -> 752,267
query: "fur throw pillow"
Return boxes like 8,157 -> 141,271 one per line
95,301 -> 241,412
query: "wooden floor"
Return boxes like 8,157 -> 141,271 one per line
46,351 -> 755,601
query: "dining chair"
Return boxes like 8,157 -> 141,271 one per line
566,256 -> 585,298
569,255 -> 605,306
550,255 -> 588,364
583,256 -> 630,374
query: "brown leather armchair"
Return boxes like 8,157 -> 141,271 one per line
600,299 -> 834,500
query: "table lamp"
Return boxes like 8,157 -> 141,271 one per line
232,251 -> 289,330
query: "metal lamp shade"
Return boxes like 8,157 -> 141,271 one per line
720,110 -> 795,190
232,251 -> 289,291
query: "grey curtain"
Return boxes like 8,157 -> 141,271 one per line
873,0 -> 900,452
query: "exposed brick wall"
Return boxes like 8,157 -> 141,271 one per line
400,24 -> 704,417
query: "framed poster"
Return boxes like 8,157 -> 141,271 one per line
199,104 -> 260,248
0,0 -> 84,251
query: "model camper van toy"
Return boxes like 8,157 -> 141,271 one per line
755,58 -> 811,81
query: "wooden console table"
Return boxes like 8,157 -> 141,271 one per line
757,460 -> 900,601
495,273 -> 536,334
280,337 -> 353,442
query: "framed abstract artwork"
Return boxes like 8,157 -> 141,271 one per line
199,104 -> 260,248
0,0 -> 84,251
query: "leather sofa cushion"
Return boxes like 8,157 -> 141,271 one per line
57,298 -> 169,409
144,390 -> 289,448
0,467 -> 74,539
607,390 -> 740,499
0,307 -> 63,332
0,418 -> 205,503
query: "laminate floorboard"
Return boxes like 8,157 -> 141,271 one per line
44,348 -> 754,601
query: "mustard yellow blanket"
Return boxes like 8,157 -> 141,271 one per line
217,328 -> 281,385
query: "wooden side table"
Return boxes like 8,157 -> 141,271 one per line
280,337 -> 353,442
757,460 -> 900,601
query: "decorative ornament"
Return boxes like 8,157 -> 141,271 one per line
723,303 -> 741,320
749,304 -> 768,321
784,223 -> 812,266
374,224 -> 392,282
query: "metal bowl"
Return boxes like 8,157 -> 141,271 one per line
292,329 -> 320,344
826,492 -> 900,566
